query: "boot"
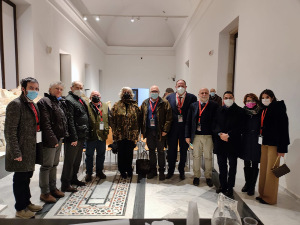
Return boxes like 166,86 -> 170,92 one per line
40,193 -> 57,203
247,168 -> 259,196
241,167 -> 252,192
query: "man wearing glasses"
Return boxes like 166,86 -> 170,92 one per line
212,91 -> 245,197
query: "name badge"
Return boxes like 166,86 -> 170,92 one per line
150,118 -> 155,127
178,115 -> 183,123
258,135 -> 263,145
99,122 -> 104,130
36,131 -> 42,143
197,123 -> 201,131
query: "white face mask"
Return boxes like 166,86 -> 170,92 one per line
262,99 -> 271,106
224,99 -> 234,107
177,87 -> 185,95
73,90 -> 83,97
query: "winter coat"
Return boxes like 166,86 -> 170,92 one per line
261,101 -> 290,153
5,95 -> 40,172
209,94 -> 222,107
185,100 -> 219,143
141,97 -> 173,141
65,91 -> 89,142
212,103 -> 245,156
240,107 -> 262,162
37,93 -> 69,148
109,99 -> 141,142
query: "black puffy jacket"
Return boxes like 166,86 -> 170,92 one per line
261,101 -> 290,153
37,93 -> 69,148
65,91 -> 89,142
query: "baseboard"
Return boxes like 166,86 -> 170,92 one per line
279,184 -> 300,203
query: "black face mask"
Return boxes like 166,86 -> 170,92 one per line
123,93 -> 131,99
92,96 -> 100,103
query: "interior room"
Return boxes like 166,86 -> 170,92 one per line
0,0 -> 300,224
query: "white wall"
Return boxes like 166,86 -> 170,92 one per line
175,0 -> 300,197
104,55 -> 175,105
16,0 -> 105,94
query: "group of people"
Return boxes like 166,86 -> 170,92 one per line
4,77 -> 289,219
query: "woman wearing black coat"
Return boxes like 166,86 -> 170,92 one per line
240,93 -> 262,196
256,89 -> 289,205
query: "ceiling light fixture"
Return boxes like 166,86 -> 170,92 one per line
83,16 -> 87,21
136,17 -> 140,21
96,16 -> 100,21
131,17 -> 134,22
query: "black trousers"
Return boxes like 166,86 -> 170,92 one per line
13,171 -> 34,211
117,139 -> 134,174
168,130 -> 188,175
217,154 -> 238,190
61,139 -> 85,187
146,128 -> 165,173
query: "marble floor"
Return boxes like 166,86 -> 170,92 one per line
0,151 -> 299,225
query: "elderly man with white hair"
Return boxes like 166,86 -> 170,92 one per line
109,87 -> 140,179
37,81 -> 69,203
140,85 -> 172,180
61,81 -> 89,192
85,91 -> 110,182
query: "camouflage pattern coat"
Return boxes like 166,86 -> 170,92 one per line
109,99 -> 141,142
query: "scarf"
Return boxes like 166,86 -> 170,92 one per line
244,105 -> 261,116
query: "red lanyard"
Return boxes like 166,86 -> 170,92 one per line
149,99 -> 159,119
29,102 -> 40,131
176,94 -> 184,114
260,109 -> 268,135
79,99 -> 84,106
198,101 -> 209,123
95,104 -> 103,122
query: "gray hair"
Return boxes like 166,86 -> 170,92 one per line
72,81 -> 83,87
49,81 -> 65,89
149,85 -> 160,93
119,87 -> 134,99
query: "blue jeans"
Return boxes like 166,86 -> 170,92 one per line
85,140 -> 106,175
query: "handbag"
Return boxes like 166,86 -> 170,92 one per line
136,150 -> 150,175
271,156 -> 290,178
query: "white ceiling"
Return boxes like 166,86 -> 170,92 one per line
69,0 -> 201,47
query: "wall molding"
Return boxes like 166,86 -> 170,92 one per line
279,184 -> 300,203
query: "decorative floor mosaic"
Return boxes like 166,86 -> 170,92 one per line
55,173 -> 132,216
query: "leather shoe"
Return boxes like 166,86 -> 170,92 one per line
166,173 -> 173,179
71,179 -> 86,186
193,178 -> 200,186
40,193 -> 56,203
159,173 -> 165,181
96,172 -> 107,179
120,172 -> 127,179
61,185 -> 77,192
225,188 -> 233,197
180,174 -> 185,180
147,172 -> 157,179
50,189 -> 65,198
206,178 -> 213,187
216,187 -> 226,194
85,173 -> 92,182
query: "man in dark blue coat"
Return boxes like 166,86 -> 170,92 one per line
166,79 -> 197,180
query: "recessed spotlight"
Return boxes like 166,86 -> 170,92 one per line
96,16 -> 100,21
165,17 -> 168,21
83,16 -> 87,21
131,17 -> 134,22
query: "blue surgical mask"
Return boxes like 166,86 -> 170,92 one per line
57,97 -> 62,101
27,90 -> 38,100
210,92 -> 215,97
151,93 -> 159,100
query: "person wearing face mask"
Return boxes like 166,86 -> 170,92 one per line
5,77 -> 43,219
256,89 -> 289,205
212,91 -> 245,197
209,88 -> 222,107
166,79 -> 197,180
239,93 -> 262,196
37,81 -> 69,203
141,85 -> 173,180
185,88 -> 219,187
109,87 -> 141,179
61,81 -> 89,192
85,91 -> 110,182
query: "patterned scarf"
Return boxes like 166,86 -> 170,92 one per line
244,105 -> 261,116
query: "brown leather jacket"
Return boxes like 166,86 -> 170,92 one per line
141,97 -> 173,141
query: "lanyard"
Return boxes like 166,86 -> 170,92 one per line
149,99 -> 159,119
260,108 -> 268,135
29,102 -> 40,131
176,94 -> 184,114
198,101 -> 209,123
95,104 -> 103,122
